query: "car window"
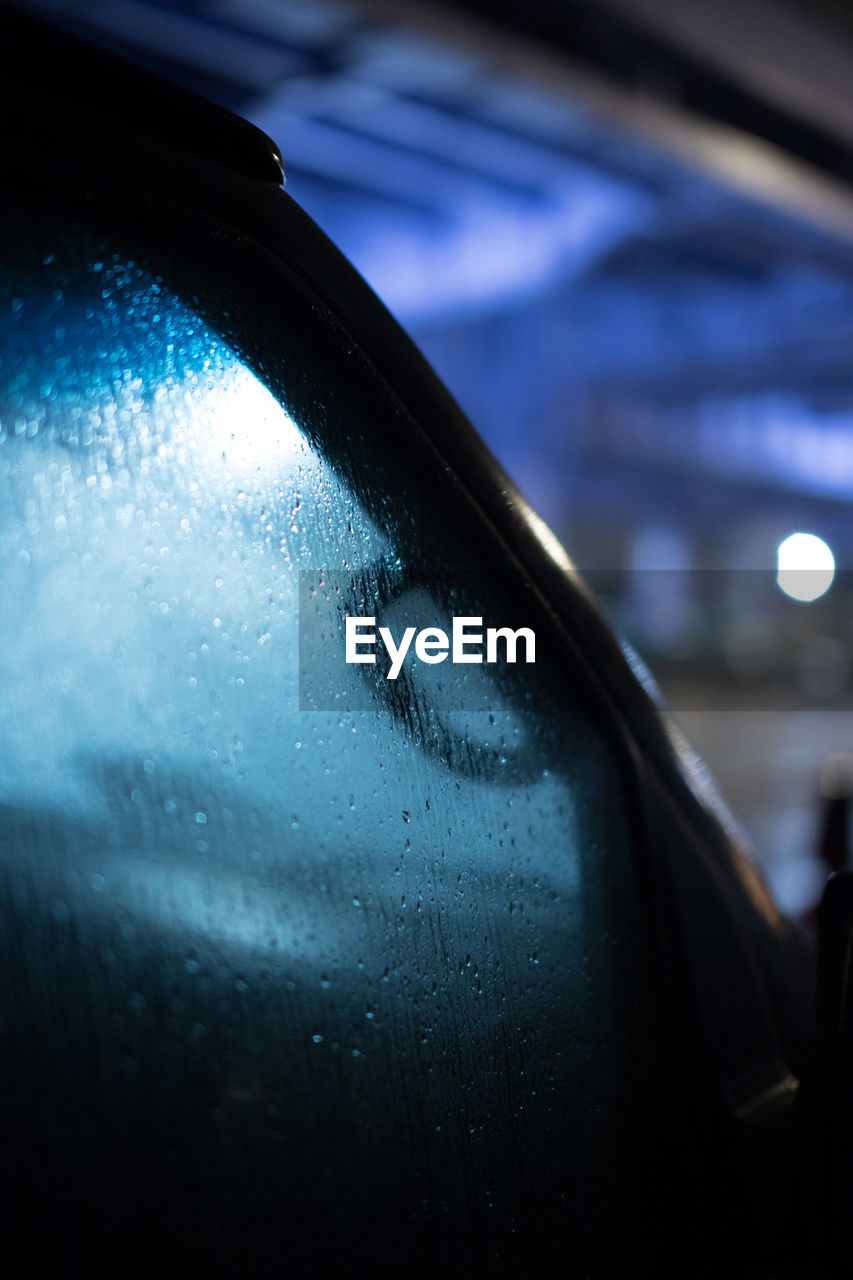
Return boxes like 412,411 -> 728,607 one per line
0,200 -> 661,1269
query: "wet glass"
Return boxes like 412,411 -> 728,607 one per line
0,203 -> 656,1270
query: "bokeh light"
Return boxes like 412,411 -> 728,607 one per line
777,532 -> 835,602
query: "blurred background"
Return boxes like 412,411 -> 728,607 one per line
18,0 -> 853,919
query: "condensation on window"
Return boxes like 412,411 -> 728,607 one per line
0,229 -> 642,1254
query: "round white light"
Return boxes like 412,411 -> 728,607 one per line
777,532 -> 835,602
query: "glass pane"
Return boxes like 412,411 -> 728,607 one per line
0,204 -> 655,1268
